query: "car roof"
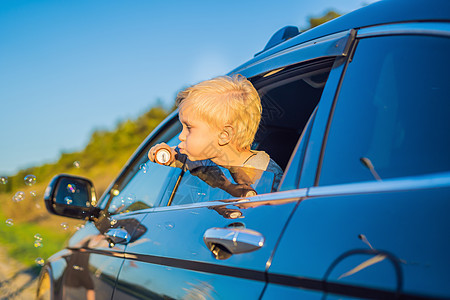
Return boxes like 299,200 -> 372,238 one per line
232,0 -> 450,74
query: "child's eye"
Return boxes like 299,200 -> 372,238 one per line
182,125 -> 191,133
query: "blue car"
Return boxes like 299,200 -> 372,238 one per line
37,0 -> 450,299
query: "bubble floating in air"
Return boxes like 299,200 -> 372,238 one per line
61,222 -> 69,230
30,191 -> 37,197
64,196 -> 73,205
34,233 -> 43,241
0,176 -> 8,184
35,257 -> 45,266
12,191 -> 25,202
5,219 -> 13,226
73,161 -> 81,168
110,218 -> 118,226
139,163 -> 148,173
126,194 -> 136,205
34,240 -> 43,248
67,184 -> 76,194
24,174 -> 36,186
165,221 -> 175,230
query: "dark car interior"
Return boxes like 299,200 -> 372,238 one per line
251,58 -> 334,170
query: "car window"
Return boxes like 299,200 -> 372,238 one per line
319,35 -> 450,186
170,164 -> 277,205
104,120 -> 182,213
167,60 -> 334,205
278,107 -> 316,191
252,60 -> 333,171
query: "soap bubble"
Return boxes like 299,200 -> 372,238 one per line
34,233 -> 43,241
139,163 -> 148,173
67,184 -> 76,194
73,265 -> 84,271
110,218 -> 118,226
30,191 -> 37,197
12,191 -> 25,202
34,240 -> 43,248
75,224 -> 86,230
64,196 -> 73,205
164,222 -> 174,230
126,194 -> 136,205
73,161 -> 80,168
35,257 -> 45,266
61,222 -> 69,230
24,175 -> 36,186
0,176 -> 8,184
5,219 -> 13,226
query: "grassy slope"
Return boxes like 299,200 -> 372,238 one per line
0,106 -> 170,268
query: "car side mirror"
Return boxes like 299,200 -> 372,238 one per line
44,174 -> 100,220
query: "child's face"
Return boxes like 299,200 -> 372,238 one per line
178,108 -> 221,161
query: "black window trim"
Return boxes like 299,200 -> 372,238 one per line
313,43 -> 355,187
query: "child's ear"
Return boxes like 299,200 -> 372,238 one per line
218,125 -> 234,146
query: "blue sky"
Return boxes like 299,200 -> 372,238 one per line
0,0 -> 374,176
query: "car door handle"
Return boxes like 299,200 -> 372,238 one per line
104,228 -> 131,246
203,227 -> 265,256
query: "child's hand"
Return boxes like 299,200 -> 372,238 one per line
148,143 -> 176,165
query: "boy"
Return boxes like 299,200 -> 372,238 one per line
148,74 -> 283,196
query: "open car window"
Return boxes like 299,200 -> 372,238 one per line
250,59 -> 334,171
168,59 -> 335,206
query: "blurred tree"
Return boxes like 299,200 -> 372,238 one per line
0,105 -> 169,197
304,10 -> 341,30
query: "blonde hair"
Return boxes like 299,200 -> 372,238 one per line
176,74 -> 262,151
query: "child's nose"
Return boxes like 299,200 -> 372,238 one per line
179,129 -> 186,141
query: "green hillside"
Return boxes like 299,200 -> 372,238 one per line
0,105 -> 172,268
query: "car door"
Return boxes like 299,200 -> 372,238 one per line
113,170 -> 301,299
263,24 -> 450,299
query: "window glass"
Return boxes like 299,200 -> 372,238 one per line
170,164 -> 278,206
278,108 -> 316,191
107,124 -> 182,213
320,35 -> 450,185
